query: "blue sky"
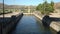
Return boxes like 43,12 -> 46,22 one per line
0,0 -> 60,6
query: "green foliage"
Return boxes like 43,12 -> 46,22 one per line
36,0 -> 54,15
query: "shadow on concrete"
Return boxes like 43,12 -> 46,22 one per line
57,31 -> 60,34
42,15 -> 60,34
0,13 -> 23,34
50,17 -> 60,22
42,15 -> 60,26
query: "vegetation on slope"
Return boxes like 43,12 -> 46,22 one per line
36,0 -> 54,15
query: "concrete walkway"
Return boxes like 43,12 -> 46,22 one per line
50,21 -> 60,32
0,12 -> 21,17
49,13 -> 60,18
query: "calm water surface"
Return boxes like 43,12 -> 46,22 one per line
10,15 -> 57,34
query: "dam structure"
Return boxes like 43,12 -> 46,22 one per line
23,12 -> 60,34
0,7 -> 60,34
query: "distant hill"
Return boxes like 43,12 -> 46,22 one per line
0,3 -> 36,9
0,3 -> 8,9
0,2 -> 60,9
0,3 -> 26,9
54,2 -> 60,9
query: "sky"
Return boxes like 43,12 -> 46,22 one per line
0,0 -> 60,6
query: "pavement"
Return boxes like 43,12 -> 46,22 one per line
49,13 -> 60,18
0,12 -> 20,17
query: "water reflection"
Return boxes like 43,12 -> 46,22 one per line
10,15 -> 57,34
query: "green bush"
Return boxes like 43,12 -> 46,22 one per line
36,0 -> 54,15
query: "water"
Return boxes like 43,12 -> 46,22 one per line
10,15 -> 57,34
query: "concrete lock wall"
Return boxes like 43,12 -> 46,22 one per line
2,13 -> 23,34
42,15 -> 60,34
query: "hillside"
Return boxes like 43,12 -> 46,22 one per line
54,2 -> 60,9
0,3 -> 36,9
0,2 -> 60,9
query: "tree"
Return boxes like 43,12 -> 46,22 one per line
50,1 -> 54,12
36,0 -> 54,15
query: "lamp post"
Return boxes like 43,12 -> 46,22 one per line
1,0 -> 4,34
3,0 -> 4,18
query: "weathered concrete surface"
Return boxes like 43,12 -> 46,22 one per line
49,13 -> 60,18
0,12 -> 23,34
33,13 -> 42,20
50,17 -> 60,34
23,13 -> 42,20
42,15 -> 60,34
50,21 -> 60,32
0,12 -> 21,17
23,13 -> 33,15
